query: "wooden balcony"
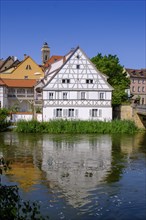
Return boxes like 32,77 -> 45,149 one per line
8,92 -> 34,99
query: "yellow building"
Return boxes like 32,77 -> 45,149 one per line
0,56 -> 44,80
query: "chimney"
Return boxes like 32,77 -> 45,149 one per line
24,54 -> 27,60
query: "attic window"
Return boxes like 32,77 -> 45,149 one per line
76,55 -> 80,59
26,65 -> 32,70
62,79 -> 70,83
86,79 -> 93,84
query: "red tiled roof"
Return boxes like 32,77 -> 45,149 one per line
44,55 -> 63,67
126,68 -> 146,78
1,79 -> 37,87
0,78 -> 6,86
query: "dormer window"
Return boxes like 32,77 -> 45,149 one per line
62,79 -> 70,83
26,65 -> 31,70
86,79 -> 93,84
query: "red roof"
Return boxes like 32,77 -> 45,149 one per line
126,68 -> 146,78
44,55 -> 63,68
0,78 -> 6,86
1,79 -> 37,87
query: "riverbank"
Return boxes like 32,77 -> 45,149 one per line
14,119 -> 140,134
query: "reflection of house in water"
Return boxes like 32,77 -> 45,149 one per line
1,132 -> 43,192
7,158 -> 42,192
120,133 -> 145,155
41,135 -> 112,207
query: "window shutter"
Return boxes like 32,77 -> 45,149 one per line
75,109 -> 78,118
63,109 -> 67,117
89,109 -> 92,117
99,109 -> 102,117
53,109 -> 56,117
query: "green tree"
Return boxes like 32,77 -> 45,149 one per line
0,108 -> 10,131
91,53 -> 130,105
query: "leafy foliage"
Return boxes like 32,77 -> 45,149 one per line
91,53 -> 130,105
15,119 -> 138,134
0,108 -> 10,131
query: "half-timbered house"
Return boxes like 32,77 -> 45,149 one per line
35,46 -> 114,121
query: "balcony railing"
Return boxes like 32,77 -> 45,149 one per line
8,93 -> 34,99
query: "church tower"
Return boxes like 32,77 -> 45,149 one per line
41,42 -> 50,64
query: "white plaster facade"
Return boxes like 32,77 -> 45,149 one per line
0,84 -> 8,108
36,46 -> 113,121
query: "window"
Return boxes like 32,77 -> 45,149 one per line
63,92 -> 68,99
132,79 -> 135,83
68,109 -> 74,117
26,65 -> 31,70
76,55 -> 80,59
45,55 -> 48,61
91,109 -> 102,117
62,79 -> 70,83
86,79 -> 93,84
81,92 -> 86,100
99,92 -> 104,100
56,109 -> 62,117
27,89 -> 33,94
138,79 -> 141,84
76,65 -> 80,69
17,88 -> 25,94
92,109 -> 98,117
132,86 -> 135,92
142,79 -> 145,84
138,87 -> 140,92
24,76 -> 28,79
49,92 -> 54,99
142,87 -> 145,92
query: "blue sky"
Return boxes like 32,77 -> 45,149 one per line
0,0 -> 145,68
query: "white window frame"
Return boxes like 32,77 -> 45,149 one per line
90,109 -> 102,117
99,92 -> 105,100
56,109 -> 62,117
49,92 -> 54,100
92,109 -> 98,117
63,92 -> 68,100
68,109 -> 74,117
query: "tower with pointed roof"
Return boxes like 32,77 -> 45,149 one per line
41,42 -> 50,64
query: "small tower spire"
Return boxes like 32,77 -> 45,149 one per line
41,42 -> 50,64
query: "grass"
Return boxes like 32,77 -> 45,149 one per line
15,119 -> 139,134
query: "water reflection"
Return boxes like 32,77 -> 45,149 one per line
41,135 -> 112,207
0,131 -> 146,217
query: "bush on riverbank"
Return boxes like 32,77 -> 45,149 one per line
15,119 -> 139,134
0,108 -> 10,132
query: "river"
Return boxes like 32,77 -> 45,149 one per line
0,131 -> 146,220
